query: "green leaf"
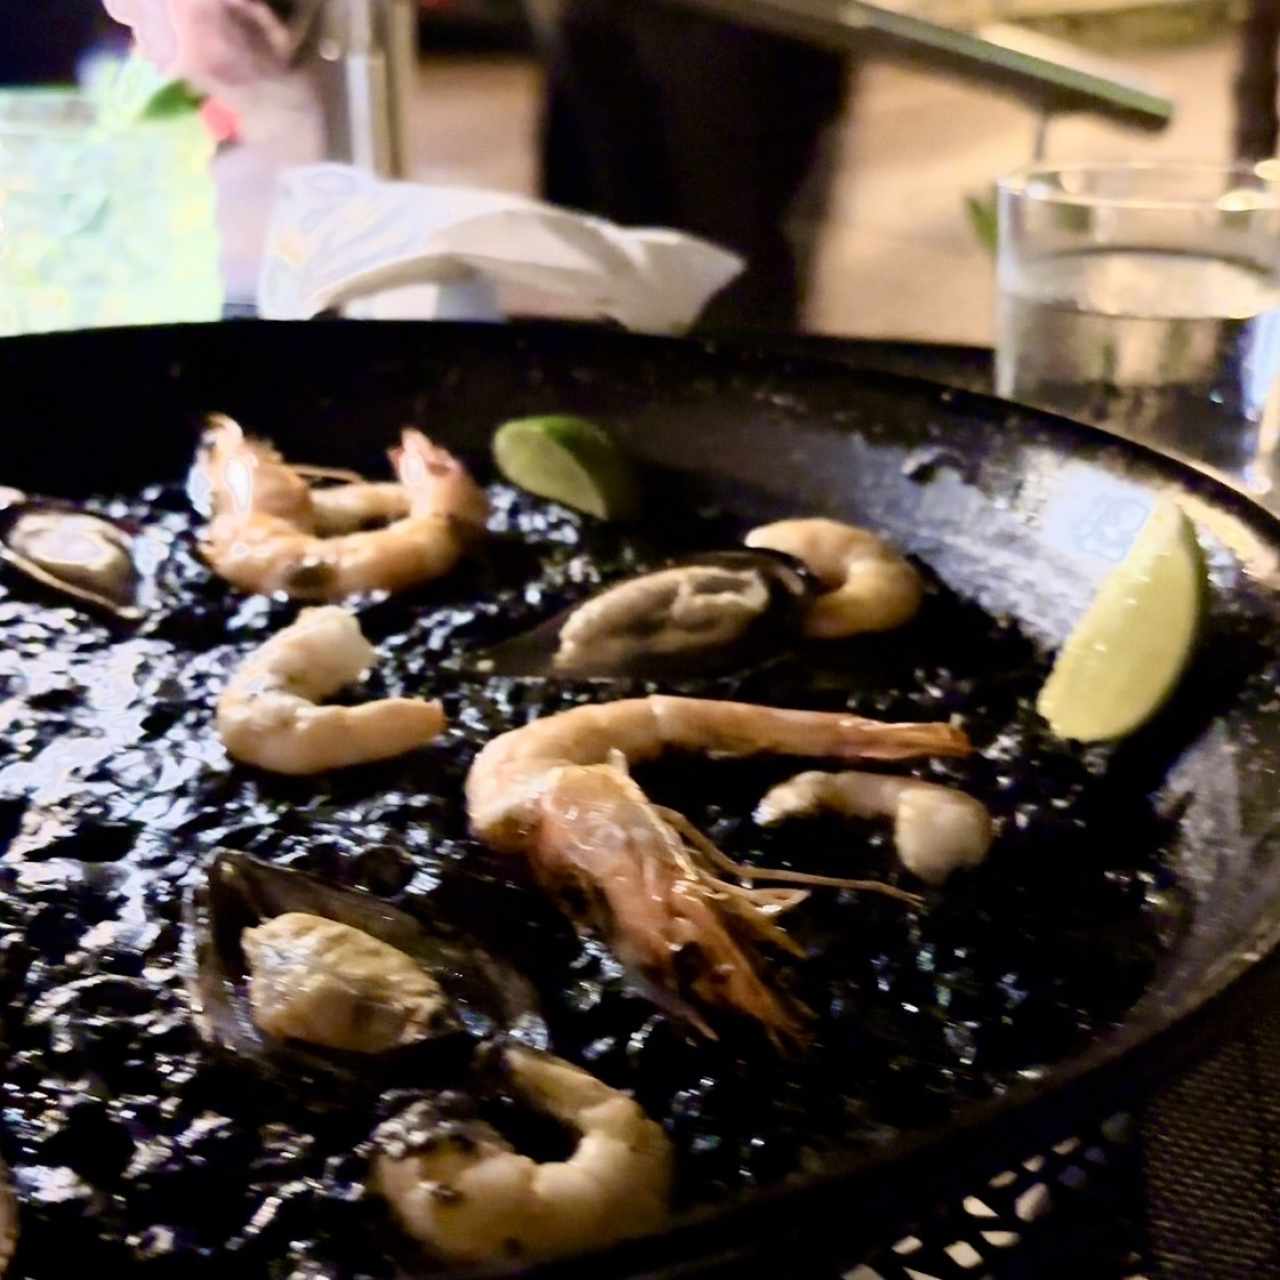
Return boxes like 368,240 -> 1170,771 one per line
87,55 -> 205,129
964,190 -> 998,256
139,80 -> 206,121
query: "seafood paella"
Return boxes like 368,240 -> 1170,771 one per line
0,408 -> 1185,1276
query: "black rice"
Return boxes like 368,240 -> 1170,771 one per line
0,477 -> 1174,1277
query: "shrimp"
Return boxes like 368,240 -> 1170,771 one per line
373,1045 -> 672,1264
217,606 -> 445,774
756,770 -> 994,885
310,481 -> 410,535
466,695 -> 971,1041
745,517 -> 923,637
198,416 -> 488,599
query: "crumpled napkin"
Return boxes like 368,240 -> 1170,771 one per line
257,164 -> 744,332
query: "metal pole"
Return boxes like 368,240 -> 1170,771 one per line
666,0 -> 1172,132
313,0 -> 414,177
383,0 -> 417,177
1032,110 -> 1052,162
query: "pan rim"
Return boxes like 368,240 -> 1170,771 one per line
2,318 -> 1279,1275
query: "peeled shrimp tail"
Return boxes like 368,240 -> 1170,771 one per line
757,770 -> 922,826
806,555 -> 922,639
226,700 -> 446,776
394,428 -> 490,531
310,481 -> 410,535
373,1046 -> 672,1265
217,606 -> 444,775
757,769 -> 994,885
745,517 -> 923,637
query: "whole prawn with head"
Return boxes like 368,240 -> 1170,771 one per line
199,416 -> 488,600
467,695 -> 972,1046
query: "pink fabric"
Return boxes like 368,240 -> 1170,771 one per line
103,0 -> 291,93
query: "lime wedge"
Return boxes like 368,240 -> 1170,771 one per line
1037,498 -> 1207,742
493,416 -> 639,520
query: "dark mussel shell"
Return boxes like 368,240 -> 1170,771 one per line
0,487 -> 142,620
183,852 -> 547,1092
467,548 -> 817,679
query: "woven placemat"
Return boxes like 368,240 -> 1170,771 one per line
1142,1004 -> 1280,1278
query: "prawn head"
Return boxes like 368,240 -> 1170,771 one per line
530,762 -> 809,1046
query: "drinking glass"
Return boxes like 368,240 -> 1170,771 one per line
996,162 -> 1280,494
0,89 -> 223,336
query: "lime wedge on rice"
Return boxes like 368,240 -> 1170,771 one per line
1037,498 -> 1207,742
493,416 -> 639,520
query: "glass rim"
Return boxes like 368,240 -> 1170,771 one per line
997,160 -> 1280,213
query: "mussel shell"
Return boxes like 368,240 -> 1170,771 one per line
0,488 -> 142,621
183,851 -> 547,1091
466,548 -> 816,679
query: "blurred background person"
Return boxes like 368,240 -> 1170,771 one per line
102,0 -> 308,112
102,0 -> 846,326
102,0 -> 324,300
526,0 -> 848,331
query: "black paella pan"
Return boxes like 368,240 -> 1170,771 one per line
0,319 -> 1278,1278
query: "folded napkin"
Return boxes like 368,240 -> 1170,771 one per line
257,164 -> 744,332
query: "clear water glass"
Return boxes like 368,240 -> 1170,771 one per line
0,89 -> 223,336
996,162 -> 1280,496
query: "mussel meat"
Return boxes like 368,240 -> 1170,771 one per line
0,487 -> 141,620
242,913 -> 456,1053
469,549 -> 815,679
183,852 -> 547,1089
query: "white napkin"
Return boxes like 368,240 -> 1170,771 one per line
257,164 -> 744,332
